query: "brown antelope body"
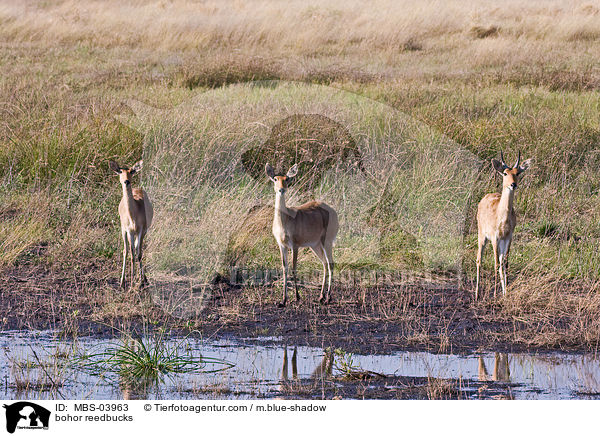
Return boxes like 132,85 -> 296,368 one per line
109,160 -> 154,289
475,152 -> 531,300
266,163 -> 339,307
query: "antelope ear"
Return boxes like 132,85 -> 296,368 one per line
491,159 -> 505,174
517,158 -> 532,174
109,160 -> 121,174
286,164 -> 298,179
130,160 -> 143,175
265,163 -> 276,181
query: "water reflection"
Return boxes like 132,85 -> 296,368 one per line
280,346 -> 334,383
477,353 -> 514,399
279,346 -> 333,396
119,375 -> 151,400
2,331 -> 600,400
478,353 -> 510,382
280,346 -> 297,382
310,349 -> 334,380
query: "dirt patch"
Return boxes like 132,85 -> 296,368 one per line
194,281 -> 521,355
0,263 -> 162,336
0,264 -> 595,355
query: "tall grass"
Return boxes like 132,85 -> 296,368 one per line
133,82 -> 479,288
0,0 -> 599,349
2,0 -> 600,52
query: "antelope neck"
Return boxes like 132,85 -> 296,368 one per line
498,185 -> 515,218
274,191 -> 297,219
122,182 -> 137,212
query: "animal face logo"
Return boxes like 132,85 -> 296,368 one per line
3,402 -> 50,434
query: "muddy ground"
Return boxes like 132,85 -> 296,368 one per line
0,263 -> 586,356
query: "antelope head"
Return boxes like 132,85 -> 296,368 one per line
265,163 -> 298,196
109,160 -> 143,187
491,151 -> 532,192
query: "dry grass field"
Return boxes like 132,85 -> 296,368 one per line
1,0 -> 600,352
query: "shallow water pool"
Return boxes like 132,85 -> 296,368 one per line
1,331 -> 598,400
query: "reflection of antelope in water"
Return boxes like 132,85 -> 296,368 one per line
281,346 -> 299,382
120,376 -> 151,400
478,353 -> 511,382
310,349 -> 334,380
280,347 -> 333,387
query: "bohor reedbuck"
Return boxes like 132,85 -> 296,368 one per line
109,160 -> 153,290
476,151 -> 531,300
266,163 -> 339,307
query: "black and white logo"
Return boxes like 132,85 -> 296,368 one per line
3,402 -> 50,434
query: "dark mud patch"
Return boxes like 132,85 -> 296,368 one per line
0,264 -> 593,355
191,281 -> 573,355
0,263 -> 162,336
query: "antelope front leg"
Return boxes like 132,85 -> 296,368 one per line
498,240 -> 510,296
278,245 -> 289,307
505,249 -> 510,281
498,253 -> 506,296
120,230 -> 128,289
292,247 -> 300,302
492,240 -> 499,299
129,232 -> 136,290
137,232 -> 148,286
475,236 -> 486,301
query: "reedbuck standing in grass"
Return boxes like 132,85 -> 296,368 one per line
266,163 -> 339,307
109,160 -> 154,290
475,151 -> 531,300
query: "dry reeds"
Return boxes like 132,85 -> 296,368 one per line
1,0 -> 599,52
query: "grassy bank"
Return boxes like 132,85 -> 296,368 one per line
0,0 -> 599,350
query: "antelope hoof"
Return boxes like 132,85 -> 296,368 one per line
295,293 -> 301,302
278,300 -> 287,308
318,296 -> 326,305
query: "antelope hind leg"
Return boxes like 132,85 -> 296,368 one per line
310,244 -> 328,304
